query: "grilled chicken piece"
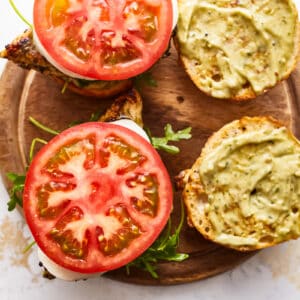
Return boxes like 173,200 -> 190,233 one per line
0,29 -> 132,98
0,29 -> 143,123
0,29 -> 66,79
99,88 -> 144,127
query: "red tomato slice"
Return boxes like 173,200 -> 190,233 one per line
33,0 -> 173,80
23,122 -> 173,273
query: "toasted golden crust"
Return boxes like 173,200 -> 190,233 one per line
183,116 -> 300,251
0,29 -> 132,98
175,0 -> 300,101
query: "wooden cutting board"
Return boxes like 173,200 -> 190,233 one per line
0,44 -> 300,285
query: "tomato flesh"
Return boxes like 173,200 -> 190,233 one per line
34,0 -> 173,80
49,207 -> 89,259
23,122 -> 172,273
97,204 -> 141,256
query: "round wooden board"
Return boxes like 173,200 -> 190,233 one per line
1,45 -> 300,285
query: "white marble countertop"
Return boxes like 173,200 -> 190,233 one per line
1,1 -> 300,299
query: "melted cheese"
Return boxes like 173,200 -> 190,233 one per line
38,248 -> 101,281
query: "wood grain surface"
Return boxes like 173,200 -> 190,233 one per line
0,44 -> 299,285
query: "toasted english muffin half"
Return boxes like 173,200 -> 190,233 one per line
183,116 -> 300,251
175,0 -> 300,100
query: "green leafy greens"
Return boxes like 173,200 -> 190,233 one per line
150,124 -> 192,154
61,81 -> 69,94
29,138 -> 47,162
126,199 -> 189,278
22,240 -> 36,254
29,116 -> 60,136
6,115 -> 190,278
6,172 -> 26,211
7,116 -> 191,212
68,110 -> 104,127
9,0 -> 32,28
133,71 -> 157,88
6,117 -> 56,211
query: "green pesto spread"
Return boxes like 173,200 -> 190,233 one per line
199,126 -> 300,247
177,0 -> 298,98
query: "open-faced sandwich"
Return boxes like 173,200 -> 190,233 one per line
7,88 -> 191,281
23,89 -> 172,280
182,116 -> 300,251
1,0 -> 177,97
175,0 -> 300,100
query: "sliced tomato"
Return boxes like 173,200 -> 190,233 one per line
23,122 -> 172,273
33,0 -> 173,80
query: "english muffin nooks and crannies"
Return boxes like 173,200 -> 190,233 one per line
183,117 -> 300,251
175,0 -> 300,100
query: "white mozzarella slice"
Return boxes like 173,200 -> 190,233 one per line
33,31 -> 96,80
110,119 -> 150,142
38,248 -> 101,281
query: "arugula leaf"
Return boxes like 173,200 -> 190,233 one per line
7,132 -> 48,211
61,81 -> 69,94
29,138 -> 48,162
134,71 -> 157,88
126,200 -> 189,278
28,117 -> 192,155
89,111 -> 103,122
7,119 -> 191,211
7,115 -> 190,278
23,240 -> 36,254
29,117 -> 60,136
9,0 -> 32,28
73,79 -> 109,88
68,110 -> 104,127
6,173 -> 26,211
150,124 -> 192,154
